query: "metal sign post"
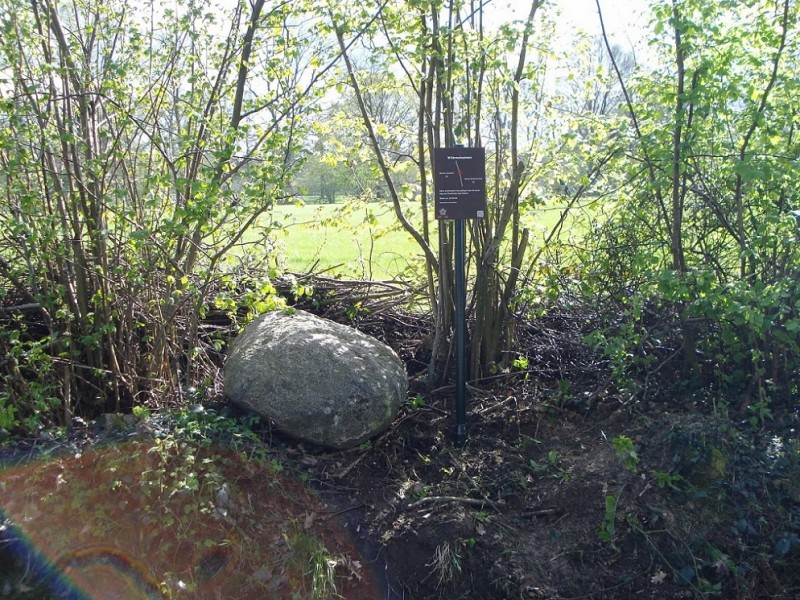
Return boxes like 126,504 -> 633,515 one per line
453,218 -> 467,445
434,147 -> 486,446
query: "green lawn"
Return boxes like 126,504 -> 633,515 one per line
270,198 -> 589,280
271,201 -> 421,279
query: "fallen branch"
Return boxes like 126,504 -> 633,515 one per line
322,504 -> 364,520
0,303 -> 42,313
407,496 -> 505,511
522,508 -> 562,519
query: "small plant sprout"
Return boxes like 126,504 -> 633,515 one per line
132,405 -> 151,420
529,450 -> 570,481
309,545 -> 339,600
653,470 -> 683,491
287,529 -> 340,599
425,541 -> 462,589
599,492 -> 620,551
612,435 -> 640,473
408,394 -> 426,409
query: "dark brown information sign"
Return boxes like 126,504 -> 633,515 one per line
434,147 -> 487,220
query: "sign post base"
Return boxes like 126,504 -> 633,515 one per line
453,218 -> 467,446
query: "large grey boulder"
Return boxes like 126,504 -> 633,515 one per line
224,309 -> 407,449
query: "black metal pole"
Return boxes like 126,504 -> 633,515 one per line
454,218 -> 467,446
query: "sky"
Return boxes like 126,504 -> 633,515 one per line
558,0 -> 651,40
491,0 -> 653,53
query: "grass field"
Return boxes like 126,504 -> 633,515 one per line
271,198 -> 587,280
271,201 -> 419,280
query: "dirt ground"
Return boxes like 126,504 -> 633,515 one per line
304,306 -> 800,600
2,305 -> 800,599
306,386 -> 800,599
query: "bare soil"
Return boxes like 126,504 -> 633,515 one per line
306,385 -> 800,599
300,303 -> 800,599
